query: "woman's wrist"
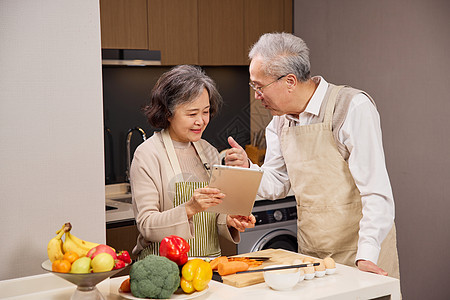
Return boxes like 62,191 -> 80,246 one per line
185,201 -> 196,219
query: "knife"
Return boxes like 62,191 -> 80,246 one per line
235,262 -> 319,274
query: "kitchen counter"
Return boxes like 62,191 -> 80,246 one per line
106,199 -> 134,224
1,259 -> 400,300
105,183 -> 134,224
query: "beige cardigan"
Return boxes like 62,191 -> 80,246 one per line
130,131 -> 239,255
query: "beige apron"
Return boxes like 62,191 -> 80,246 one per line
280,85 -> 400,278
139,130 -> 221,259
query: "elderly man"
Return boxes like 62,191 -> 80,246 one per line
226,33 -> 399,278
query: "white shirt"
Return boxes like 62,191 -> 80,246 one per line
251,76 -> 395,265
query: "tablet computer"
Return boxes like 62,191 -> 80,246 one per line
206,165 -> 263,216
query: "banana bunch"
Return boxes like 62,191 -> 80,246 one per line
47,223 -> 100,262
63,229 -> 100,257
47,224 -> 66,262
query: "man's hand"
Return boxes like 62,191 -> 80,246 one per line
226,214 -> 256,232
356,260 -> 388,276
224,136 -> 249,168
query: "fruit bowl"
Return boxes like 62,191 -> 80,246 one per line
42,260 -> 127,300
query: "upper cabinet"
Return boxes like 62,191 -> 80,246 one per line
100,0 -> 292,65
100,0 -> 148,50
147,0 -> 199,65
198,0 -> 245,65
244,0 -> 292,63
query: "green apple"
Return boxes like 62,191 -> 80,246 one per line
70,257 -> 91,273
91,253 -> 115,272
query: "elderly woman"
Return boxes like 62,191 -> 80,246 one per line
130,65 -> 255,259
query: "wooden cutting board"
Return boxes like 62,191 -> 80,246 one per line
220,248 -> 311,288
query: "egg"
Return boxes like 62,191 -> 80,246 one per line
323,257 -> 336,269
303,265 -> 315,274
303,266 -> 315,280
303,256 -> 314,263
313,259 -> 326,272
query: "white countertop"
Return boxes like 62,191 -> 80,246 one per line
1,260 -> 400,300
105,183 -> 134,224
106,199 -> 134,224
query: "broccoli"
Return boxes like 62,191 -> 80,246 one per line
129,255 -> 181,299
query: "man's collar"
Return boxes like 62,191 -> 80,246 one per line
286,76 -> 328,121
304,76 -> 327,116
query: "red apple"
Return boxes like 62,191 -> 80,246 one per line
86,244 -> 117,260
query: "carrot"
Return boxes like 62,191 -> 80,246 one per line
210,256 -> 228,270
218,261 -> 249,276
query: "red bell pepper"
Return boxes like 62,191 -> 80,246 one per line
117,250 -> 132,264
159,235 -> 190,266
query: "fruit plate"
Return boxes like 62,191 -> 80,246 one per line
119,286 -> 209,300
41,259 -> 127,288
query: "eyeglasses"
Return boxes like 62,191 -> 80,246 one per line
249,75 -> 287,96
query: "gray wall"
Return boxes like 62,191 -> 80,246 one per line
294,0 -> 450,299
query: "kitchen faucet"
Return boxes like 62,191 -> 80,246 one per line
126,127 -> 147,182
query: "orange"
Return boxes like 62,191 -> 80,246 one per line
52,259 -> 72,273
63,251 -> 79,264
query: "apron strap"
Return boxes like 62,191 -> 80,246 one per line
161,129 -> 183,181
281,85 -> 345,131
193,141 -> 211,177
323,85 -> 345,125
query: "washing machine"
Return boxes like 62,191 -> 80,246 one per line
237,196 -> 298,254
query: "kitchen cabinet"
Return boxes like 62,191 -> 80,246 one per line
147,0 -> 198,65
100,0 -> 148,49
106,220 -> 139,277
199,0 -> 293,65
244,0 -> 293,62
106,221 -> 139,255
198,0 -> 245,65
100,0 -> 292,65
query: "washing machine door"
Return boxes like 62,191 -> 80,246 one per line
251,228 -> 298,253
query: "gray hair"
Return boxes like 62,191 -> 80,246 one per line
249,32 -> 311,82
144,65 -> 222,129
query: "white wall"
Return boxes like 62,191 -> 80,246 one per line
0,0 -> 105,280
294,0 -> 450,299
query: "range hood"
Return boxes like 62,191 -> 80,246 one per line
102,49 -> 161,66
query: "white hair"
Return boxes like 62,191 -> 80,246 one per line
249,32 -> 311,82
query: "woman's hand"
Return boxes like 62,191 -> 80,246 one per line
225,136 -> 249,168
356,260 -> 388,276
226,214 -> 256,232
185,187 -> 225,219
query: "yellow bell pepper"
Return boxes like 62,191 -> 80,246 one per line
180,258 -> 212,293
